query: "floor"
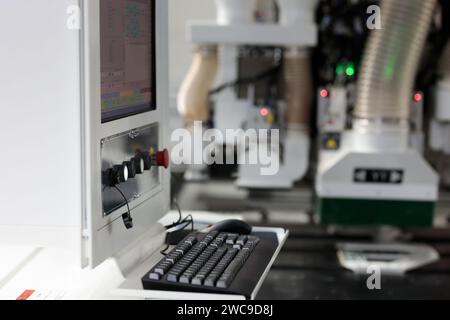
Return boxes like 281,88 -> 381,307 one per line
256,225 -> 450,300
175,180 -> 450,300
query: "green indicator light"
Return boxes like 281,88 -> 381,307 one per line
336,64 -> 344,75
346,67 -> 355,77
346,62 -> 355,77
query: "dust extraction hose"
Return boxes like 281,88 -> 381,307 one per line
440,41 -> 450,78
283,49 -> 313,129
354,0 -> 437,124
177,46 -> 218,126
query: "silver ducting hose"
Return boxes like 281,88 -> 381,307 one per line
354,0 -> 437,124
440,42 -> 450,78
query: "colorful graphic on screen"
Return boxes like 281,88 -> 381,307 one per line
100,0 -> 155,123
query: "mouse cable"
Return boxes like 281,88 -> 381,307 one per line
173,197 -> 183,224
161,207 -> 195,256
164,198 -> 192,230
160,218 -> 194,256
113,185 -> 133,230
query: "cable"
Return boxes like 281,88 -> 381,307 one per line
160,205 -> 195,256
113,185 -> 134,230
160,218 -> 194,256
165,197 -> 195,231
173,198 -> 183,225
160,244 -> 170,256
180,214 -> 194,231
171,172 -> 183,185
209,65 -> 281,96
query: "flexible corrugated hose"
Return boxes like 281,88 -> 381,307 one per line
354,0 -> 437,123
440,42 -> 450,78
284,49 -> 313,128
177,46 -> 218,126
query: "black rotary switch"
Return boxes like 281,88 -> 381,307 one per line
124,160 -> 136,179
102,169 -> 115,187
133,155 -> 145,174
141,152 -> 152,171
102,164 -> 129,187
113,164 -> 129,184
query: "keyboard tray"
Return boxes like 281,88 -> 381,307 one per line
141,231 -> 282,300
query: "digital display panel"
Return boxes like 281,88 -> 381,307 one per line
100,0 -> 156,123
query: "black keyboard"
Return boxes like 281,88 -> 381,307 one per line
142,230 -> 279,298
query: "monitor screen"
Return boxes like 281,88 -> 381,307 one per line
100,0 -> 156,123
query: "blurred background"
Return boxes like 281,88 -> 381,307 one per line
165,0 -> 450,299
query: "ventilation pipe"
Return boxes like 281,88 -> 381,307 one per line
278,0 -> 316,131
178,0 -> 259,126
277,0 -> 317,183
440,42 -> 450,79
177,46 -> 218,127
354,0 -> 437,151
283,48 -> 313,129
435,41 -> 450,123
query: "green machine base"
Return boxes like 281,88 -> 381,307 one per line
317,198 -> 435,227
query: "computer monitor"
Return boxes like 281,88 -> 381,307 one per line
100,0 -> 156,123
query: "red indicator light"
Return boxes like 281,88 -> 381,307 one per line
414,93 -> 423,102
260,107 -> 270,117
320,89 -> 329,98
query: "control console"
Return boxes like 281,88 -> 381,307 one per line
101,124 -> 169,216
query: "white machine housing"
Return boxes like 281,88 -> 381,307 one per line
0,0 -> 170,268
316,121 -> 439,226
187,0 -> 317,189
317,134 -> 439,202
316,84 -> 438,219
430,79 -> 450,154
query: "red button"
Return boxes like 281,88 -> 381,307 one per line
155,149 -> 169,169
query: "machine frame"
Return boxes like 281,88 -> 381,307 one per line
83,0 -> 170,267
0,0 -> 170,269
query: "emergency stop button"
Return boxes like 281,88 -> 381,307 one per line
154,149 -> 170,169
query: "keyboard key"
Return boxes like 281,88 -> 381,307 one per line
149,272 -> 161,280
167,243 -> 206,283
175,242 -> 192,255
243,236 -> 260,250
183,235 -> 198,246
153,261 -> 172,275
167,271 -> 181,283
211,237 -> 225,248
226,234 -> 239,245
201,231 -> 219,245
179,247 -> 217,284
165,251 -> 183,264
236,235 -> 248,246
246,235 -> 259,243
216,250 -> 251,288
216,233 -> 228,241
204,248 -> 238,287
192,247 -> 227,286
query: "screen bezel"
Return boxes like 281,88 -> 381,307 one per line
101,0 -> 157,124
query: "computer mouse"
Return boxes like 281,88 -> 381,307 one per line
206,219 -> 252,235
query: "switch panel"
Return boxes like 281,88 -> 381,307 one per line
101,124 -> 161,216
